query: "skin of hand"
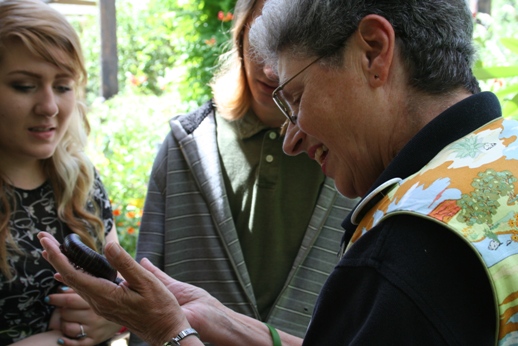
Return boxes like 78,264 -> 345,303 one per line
46,287 -> 122,345
7,329 -> 66,346
7,286 -> 118,346
38,232 -> 303,346
37,231 -> 197,346
141,254 -> 303,346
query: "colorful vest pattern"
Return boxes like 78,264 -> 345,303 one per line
349,118 -> 518,345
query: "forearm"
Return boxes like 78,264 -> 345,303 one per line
202,306 -> 303,346
8,330 -> 64,346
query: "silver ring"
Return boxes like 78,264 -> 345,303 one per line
77,323 -> 87,339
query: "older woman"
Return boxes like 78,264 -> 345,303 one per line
39,0 -> 518,345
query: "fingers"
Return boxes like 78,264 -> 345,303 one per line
61,322 -> 88,340
39,232 -> 189,345
103,242 -> 157,292
140,257 -> 173,284
47,292 -> 90,310
48,307 -> 61,331
39,232 -> 117,305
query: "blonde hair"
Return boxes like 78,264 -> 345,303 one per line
210,0 -> 260,120
0,0 -> 105,279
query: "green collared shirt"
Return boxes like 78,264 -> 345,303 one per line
216,110 -> 325,319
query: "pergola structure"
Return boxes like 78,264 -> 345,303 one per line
43,0 -> 119,99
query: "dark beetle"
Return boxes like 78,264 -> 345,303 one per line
60,233 -> 122,284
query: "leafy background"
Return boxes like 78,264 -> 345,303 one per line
66,0 -> 518,257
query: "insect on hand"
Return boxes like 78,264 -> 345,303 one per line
60,233 -> 122,284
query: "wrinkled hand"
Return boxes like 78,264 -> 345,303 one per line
38,232 -> 191,346
140,257 -> 236,343
47,287 -> 121,344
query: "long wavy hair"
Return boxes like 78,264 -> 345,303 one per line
210,0 -> 260,120
0,0 -> 105,279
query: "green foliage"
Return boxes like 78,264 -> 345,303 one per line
86,91 -> 187,257
72,0 -> 236,105
68,15 -> 101,104
473,0 -> 518,118
141,0 -> 235,104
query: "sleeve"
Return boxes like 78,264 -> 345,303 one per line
128,135 -> 171,346
133,134 -> 172,270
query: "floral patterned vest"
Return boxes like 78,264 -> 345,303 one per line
349,118 -> 518,345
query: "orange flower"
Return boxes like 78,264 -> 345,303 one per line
113,209 -> 121,216
126,211 -> 136,218
127,227 -> 135,235
204,37 -> 216,46
217,11 -> 233,22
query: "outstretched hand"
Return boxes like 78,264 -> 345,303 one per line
38,232 -> 195,345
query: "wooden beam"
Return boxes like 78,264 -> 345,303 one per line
99,0 -> 118,99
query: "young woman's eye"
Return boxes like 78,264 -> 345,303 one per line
55,85 -> 73,93
12,84 -> 34,92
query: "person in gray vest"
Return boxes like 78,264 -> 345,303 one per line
39,0 -> 518,344
129,0 -> 357,344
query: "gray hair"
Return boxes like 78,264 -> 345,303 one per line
249,0 -> 480,94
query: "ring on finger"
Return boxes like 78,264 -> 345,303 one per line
76,323 -> 87,339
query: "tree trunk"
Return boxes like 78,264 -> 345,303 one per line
477,0 -> 492,14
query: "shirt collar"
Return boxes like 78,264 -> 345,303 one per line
341,92 -> 502,240
221,109 -> 270,140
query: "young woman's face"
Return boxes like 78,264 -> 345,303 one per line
0,39 -> 76,167
242,0 -> 285,127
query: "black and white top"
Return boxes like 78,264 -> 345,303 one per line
0,174 -> 113,344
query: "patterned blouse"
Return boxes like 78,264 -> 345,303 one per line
0,174 -> 113,344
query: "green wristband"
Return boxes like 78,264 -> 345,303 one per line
264,323 -> 282,346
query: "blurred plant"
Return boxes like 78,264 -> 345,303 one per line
144,0 -> 235,104
86,91 -> 188,257
473,0 -> 518,118
72,0 -> 235,105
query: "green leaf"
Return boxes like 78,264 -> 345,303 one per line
501,38 -> 518,55
495,83 -> 518,98
502,94 -> 518,119
473,66 -> 518,80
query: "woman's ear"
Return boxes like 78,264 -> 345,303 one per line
356,14 -> 395,86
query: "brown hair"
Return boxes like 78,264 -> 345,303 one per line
210,0 -> 261,120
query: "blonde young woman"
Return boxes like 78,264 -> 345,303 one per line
0,0 -> 122,344
129,0 -> 358,345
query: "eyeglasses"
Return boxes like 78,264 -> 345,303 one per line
272,56 -> 323,124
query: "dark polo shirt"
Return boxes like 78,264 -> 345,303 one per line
217,110 -> 325,320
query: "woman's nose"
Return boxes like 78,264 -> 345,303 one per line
282,121 -> 307,156
35,87 -> 59,117
263,64 -> 278,84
